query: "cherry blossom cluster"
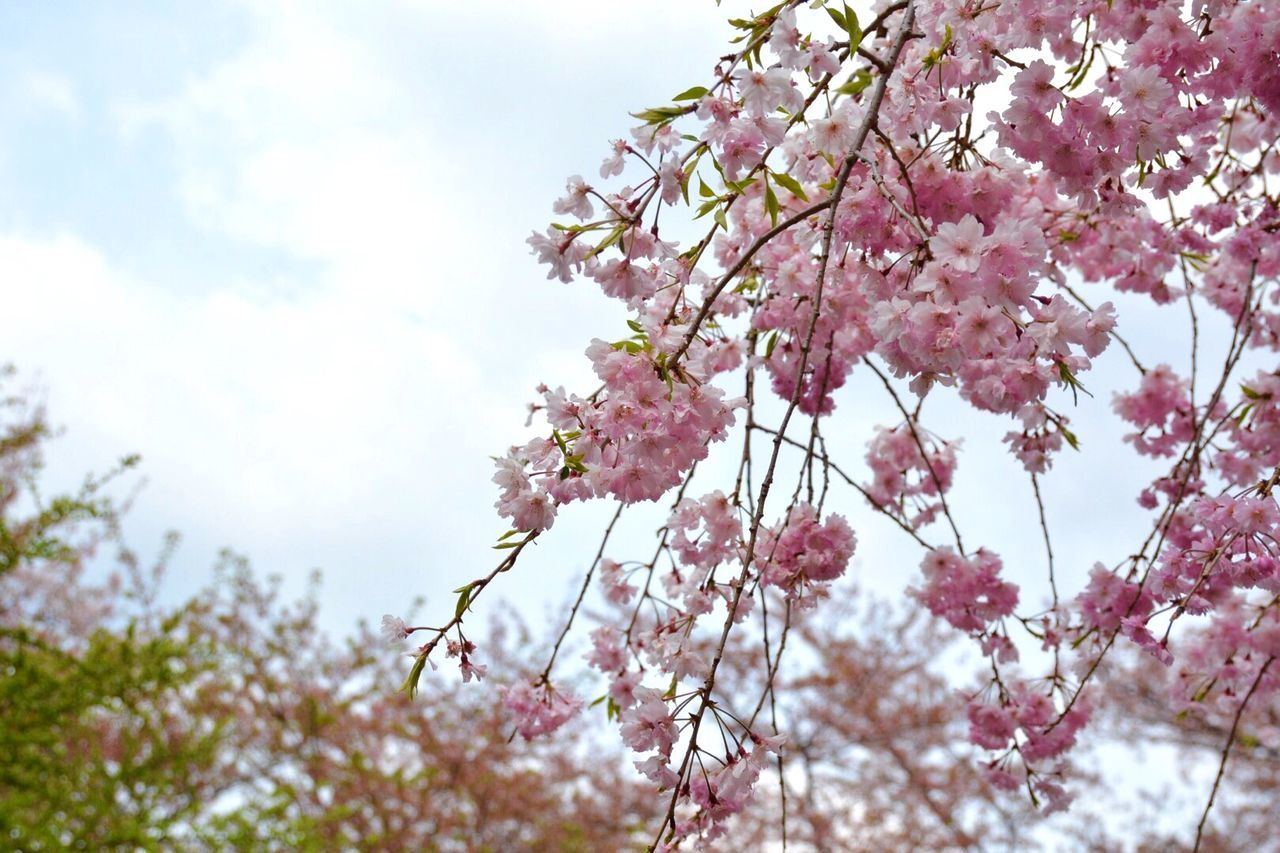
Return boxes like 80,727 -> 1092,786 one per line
1002,403 -> 1075,474
1113,364 -> 1197,458
495,332 -> 741,533
1169,604 -> 1280,722
397,0 -> 1280,845
499,680 -> 585,739
1220,370 -> 1280,485
913,546 -> 1018,635
969,685 -> 1092,813
863,423 -> 958,528
757,503 -> 856,599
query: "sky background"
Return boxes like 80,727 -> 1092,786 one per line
3,1 -> 1250,840
0,0 -> 1232,685
1,1 -> 745,637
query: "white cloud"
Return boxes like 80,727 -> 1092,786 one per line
3,231 -> 503,492
115,4 -> 435,279
1,228 -> 528,628
8,1 -> 730,629
16,70 -> 80,120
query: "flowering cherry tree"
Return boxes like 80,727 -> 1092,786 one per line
397,1 -> 1280,848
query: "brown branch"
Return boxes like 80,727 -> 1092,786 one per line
538,502 -> 625,682
651,5 -> 919,846
1193,656 -> 1276,852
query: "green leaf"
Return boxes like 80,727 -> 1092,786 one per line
695,199 -> 719,220
1059,424 -> 1081,451
842,3 -> 862,47
825,5 -> 847,30
584,224 -> 626,260
630,106 -> 687,124
698,177 -> 716,198
713,206 -> 728,230
454,584 -> 475,620
834,69 -> 873,97
1056,362 -> 1093,404
765,330 -> 780,359
922,24 -> 953,70
764,181 -> 780,227
672,85 -> 709,101
771,170 -> 808,201
399,653 -> 428,699
1241,384 -> 1264,400
1065,48 -> 1097,92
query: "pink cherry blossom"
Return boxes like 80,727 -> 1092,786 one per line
501,680 -> 584,740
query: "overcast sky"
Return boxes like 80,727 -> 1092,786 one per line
1,1 -> 745,635
6,4 -> 1256,842
0,0 -> 1226,663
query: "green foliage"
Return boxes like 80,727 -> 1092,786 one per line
0,619 -> 219,851
0,368 -> 219,850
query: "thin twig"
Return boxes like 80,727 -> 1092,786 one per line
651,6 -> 918,846
538,502 -> 625,682
1192,656 -> 1275,852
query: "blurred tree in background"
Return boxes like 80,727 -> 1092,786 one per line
4,365 -> 1277,851
0,369 -> 653,851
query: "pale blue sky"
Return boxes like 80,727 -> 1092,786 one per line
0,0 -> 1219,663
1,1 -> 734,636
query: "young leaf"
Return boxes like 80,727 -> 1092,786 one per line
399,653 -> 428,699
764,181 -> 780,227
672,85 -> 710,101
630,106 -> 687,124
771,170 -> 808,201
584,224 -> 626,260
834,69 -> 873,97
842,3 -> 862,46
454,584 -> 475,620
